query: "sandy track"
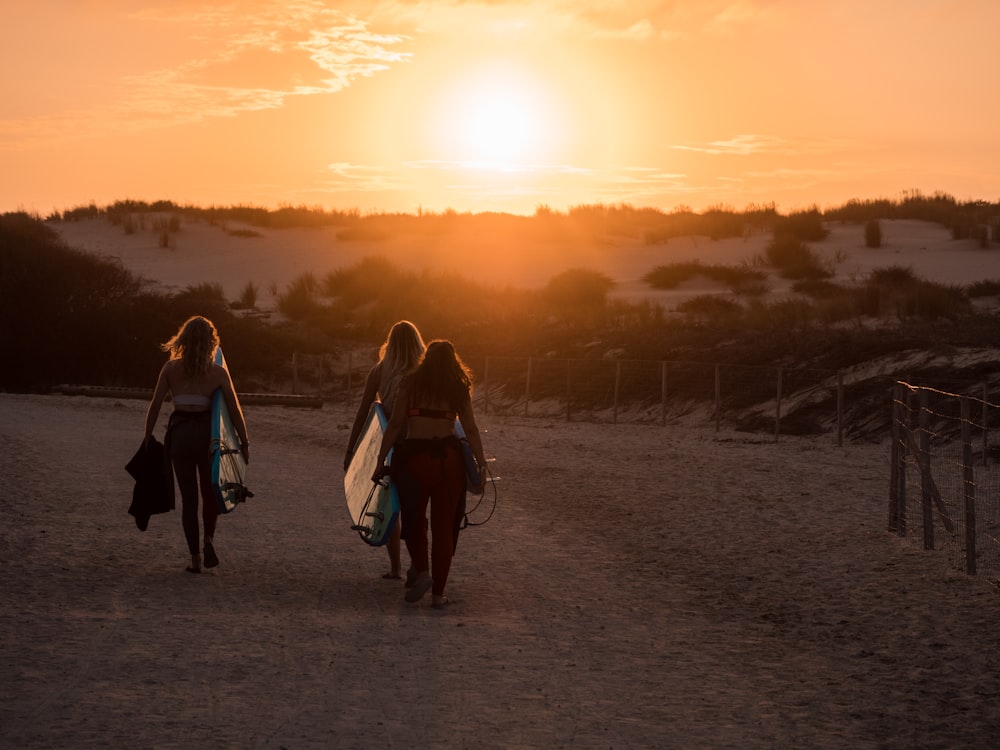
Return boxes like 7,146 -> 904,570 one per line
2,394 -> 999,749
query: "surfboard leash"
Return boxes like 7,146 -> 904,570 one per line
211,438 -> 253,504
462,462 -> 497,528
350,479 -> 386,539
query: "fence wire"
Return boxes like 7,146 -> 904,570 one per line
890,382 -> 1000,583
290,351 -> 856,439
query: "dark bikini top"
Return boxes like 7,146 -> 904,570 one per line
407,406 -> 457,421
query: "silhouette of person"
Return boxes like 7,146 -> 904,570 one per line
144,316 -> 249,573
375,340 -> 487,609
345,320 -> 426,581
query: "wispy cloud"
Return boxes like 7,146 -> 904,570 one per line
1,2 -> 411,149
671,134 -> 789,156
405,159 -> 590,175
127,3 -> 411,113
670,134 -> 858,157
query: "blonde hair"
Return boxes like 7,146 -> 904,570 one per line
378,320 -> 425,407
161,315 -> 219,378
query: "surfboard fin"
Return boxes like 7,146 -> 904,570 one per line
222,482 -> 254,503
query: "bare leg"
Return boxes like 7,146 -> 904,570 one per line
383,523 -> 402,578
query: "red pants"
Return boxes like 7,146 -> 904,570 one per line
394,438 -> 466,596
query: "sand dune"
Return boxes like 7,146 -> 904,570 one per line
52,217 -> 1000,311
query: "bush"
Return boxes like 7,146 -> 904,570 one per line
236,281 -> 259,309
793,279 -> 846,299
864,220 -> 882,248
278,273 -> 324,320
765,236 -> 832,280
643,262 -> 704,289
967,279 -> 1000,298
773,208 -> 829,242
0,212 -> 145,389
544,268 -> 614,311
675,294 -> 741,324
869,265 -> 917,287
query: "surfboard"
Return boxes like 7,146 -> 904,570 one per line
344,402 -> 399,546
210,347 -> 251,513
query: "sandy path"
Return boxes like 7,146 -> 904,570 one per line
2,394 -> 1000,749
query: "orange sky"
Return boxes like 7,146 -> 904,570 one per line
2,1 -> 999,216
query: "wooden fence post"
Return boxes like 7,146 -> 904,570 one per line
896,384 -> 909,536
961,396 -> 977,575
483,357 -> 490,415
836,371 -> 844,447
982,382 -> 988,468
774,366 -> 783,442
919,389 -> 934,550
888,382 -> 902,533
661,362 -> 668,427
566,359 -> 572,422
346,349 -> 353,401
714,364 -> 721,433
524,357 -> 532,417
613,360 -> 621,425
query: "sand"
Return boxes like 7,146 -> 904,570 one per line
2,392 -> 1000,749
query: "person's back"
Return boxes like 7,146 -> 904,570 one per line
375,339 -> 487,609
343,320 -> 426,581
143,315 -> 249,573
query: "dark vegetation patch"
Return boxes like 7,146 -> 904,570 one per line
5,190 -> 1000,438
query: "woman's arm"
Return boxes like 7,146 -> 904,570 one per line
374,378 -> 409,480
345,363 -> 380,470
143,361 -> 171,444
457,394 -> 487,492
219,365 -> 250,463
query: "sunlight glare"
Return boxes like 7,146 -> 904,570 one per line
461,87 -> 536,162
429,62 -> 561,167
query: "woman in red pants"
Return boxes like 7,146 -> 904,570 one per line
375,340 -> 487,609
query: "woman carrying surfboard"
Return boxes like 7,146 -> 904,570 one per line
144,316 -> 249,574
344,320 -> 426,581
374,340 -> 487,609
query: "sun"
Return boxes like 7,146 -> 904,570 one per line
459,86 -> 538,163
427,62 -> 561,167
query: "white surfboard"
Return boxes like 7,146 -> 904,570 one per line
344,402 -> 399,546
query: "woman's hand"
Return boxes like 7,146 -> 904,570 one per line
470,460 -> 487,494
372,464 -> 389,483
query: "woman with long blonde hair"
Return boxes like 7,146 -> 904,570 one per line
345,320 -> 426,580
144,315 -> 249,573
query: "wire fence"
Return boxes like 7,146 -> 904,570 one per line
890,381 -> 1000,584
289,350 -> 858,442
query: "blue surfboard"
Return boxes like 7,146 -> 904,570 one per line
344,402 -> 399,546
453,417 -> 481,487
210,347 -> 251,513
